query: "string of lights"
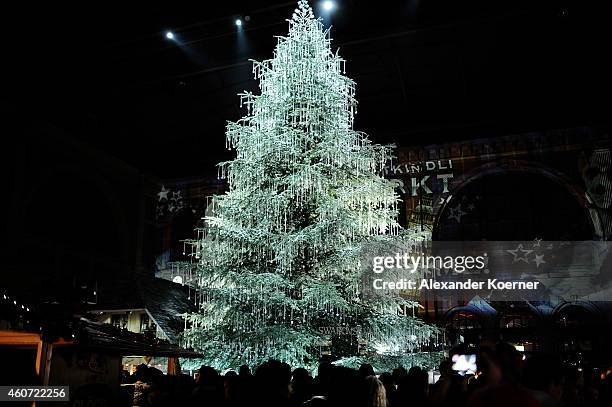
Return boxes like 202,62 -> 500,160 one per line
1,291 -> 32,313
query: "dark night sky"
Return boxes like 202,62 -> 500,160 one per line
3,0 -> 611,179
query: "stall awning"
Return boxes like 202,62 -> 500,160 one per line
75,318 -> 201,358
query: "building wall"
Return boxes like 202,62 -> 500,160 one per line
153,177 -> 226,280
390,127 -> 612,363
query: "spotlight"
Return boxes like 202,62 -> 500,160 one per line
235,18 -> 243,27
165,31 -> 175,40
322,1 -> 335,11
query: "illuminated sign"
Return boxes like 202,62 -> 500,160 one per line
387,160 -> 455,196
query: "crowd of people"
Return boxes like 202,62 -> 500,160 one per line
120,342 -> 612,407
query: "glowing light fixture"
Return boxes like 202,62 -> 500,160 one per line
322,1 -> 335,11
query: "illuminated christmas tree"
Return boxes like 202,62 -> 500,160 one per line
181,0 -> 440,371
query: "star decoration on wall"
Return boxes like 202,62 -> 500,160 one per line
447,203 -> 467,223
171,190 -> 183,201
532,237 -> 542,248
158,185 -> 170,201
506,244 -> 533,264
534,254 -> 546,268
155,185 -> 190,221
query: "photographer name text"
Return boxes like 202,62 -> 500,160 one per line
372,278 -> 540,291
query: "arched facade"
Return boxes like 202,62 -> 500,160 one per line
392,127 -> 612,358
433,159 -> 593,240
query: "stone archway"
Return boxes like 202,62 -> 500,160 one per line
433,160 -> 594,241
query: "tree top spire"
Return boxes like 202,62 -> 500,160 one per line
291,0 -> 315,24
